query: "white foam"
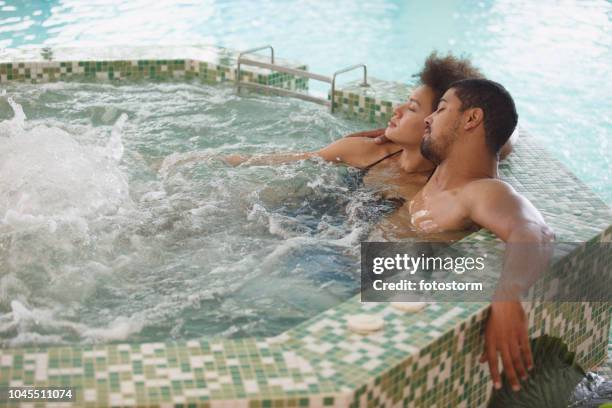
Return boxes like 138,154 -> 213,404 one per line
158,149 -> 215,179
247,202 -> 268,222
0,100 -> 132,222
260,237 -> 311,269
0,84 -> 380,345
81,315 -> 145,342
328,226 -> 364,247
0,91 -> 26,132
105,112 -> 127,161
306,175 -> 325,188
2,300 -> 146,346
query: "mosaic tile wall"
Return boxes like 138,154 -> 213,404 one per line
0,46 -> 610,407
329,77 -> 409,125
0,45 -> 308,91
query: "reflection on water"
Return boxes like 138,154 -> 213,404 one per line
1,0 -> 609,203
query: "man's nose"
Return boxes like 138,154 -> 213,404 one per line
424,114 -> 432,125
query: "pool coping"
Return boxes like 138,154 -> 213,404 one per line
0,45 -> 610,408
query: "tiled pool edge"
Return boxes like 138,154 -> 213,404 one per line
0,45 -> 610,408
0,45 -> 308,90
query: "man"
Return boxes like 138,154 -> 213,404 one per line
409,78 -> 554,392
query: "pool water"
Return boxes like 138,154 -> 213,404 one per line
1,0 -> 610,203
0,82 -> 395,346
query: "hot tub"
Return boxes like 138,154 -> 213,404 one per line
0,44 -> 610,408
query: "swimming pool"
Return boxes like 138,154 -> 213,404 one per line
1,0 -> 610,203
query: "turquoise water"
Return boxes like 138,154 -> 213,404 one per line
0,82 -> 393,345
1,0 -> 610,203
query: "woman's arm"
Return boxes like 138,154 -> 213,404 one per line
159,133 -> 399,170
223,137 -> 397,168
222,152 -> 315,166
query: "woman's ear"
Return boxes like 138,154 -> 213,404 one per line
464,107 -> 484,131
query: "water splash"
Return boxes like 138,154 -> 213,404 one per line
0,89 -> 26,136
106,112 -> 128,161
0,93 -> 132,223
0,82 -> 380,345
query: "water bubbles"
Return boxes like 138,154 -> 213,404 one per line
0,81 -> 382,345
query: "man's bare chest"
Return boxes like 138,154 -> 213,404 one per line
408,187 -> 475,233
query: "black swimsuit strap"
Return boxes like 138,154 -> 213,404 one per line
363,149 -> 403,171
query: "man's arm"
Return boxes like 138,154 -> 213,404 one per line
463,180 -> 554,392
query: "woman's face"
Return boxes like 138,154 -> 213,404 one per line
384,85 -> 435,147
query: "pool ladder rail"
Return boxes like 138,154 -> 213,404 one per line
235,45 -> 369,113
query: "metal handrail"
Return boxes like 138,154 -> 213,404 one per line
238,82 -> 331,107
236,45 -> 274,91
238,58 -> 332,83
235,45 -> 369,113
331,64 -> 369,113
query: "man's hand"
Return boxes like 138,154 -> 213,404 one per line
480,301 -> 533,392
344,128 -> 390,145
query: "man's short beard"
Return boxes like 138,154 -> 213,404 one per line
420,120 -> 460,165
420,136 -> 442,166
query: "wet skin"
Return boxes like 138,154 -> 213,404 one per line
406,87 -> 553,393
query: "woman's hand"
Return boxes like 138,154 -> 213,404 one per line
344,128 -> 390,144
221,154 -> 250,166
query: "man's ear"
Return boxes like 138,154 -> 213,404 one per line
464,107 -> 484,131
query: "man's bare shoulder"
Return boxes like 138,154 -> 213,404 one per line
461,177 -> 517,197
459,178 -> 539,222
456,178 -> 520,212
457,177 -> 549,241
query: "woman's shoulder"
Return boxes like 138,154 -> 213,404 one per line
342,136 -> 401,156
318,137 -> 401,169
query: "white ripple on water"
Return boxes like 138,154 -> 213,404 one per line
0,82 -> 378,345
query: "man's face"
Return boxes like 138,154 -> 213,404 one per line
421,88 -> 463,165
384,85 -> 434,146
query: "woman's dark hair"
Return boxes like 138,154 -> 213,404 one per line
450,78 -> 518,155
418,52 -> 484,112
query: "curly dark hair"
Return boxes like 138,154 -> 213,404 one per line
418,52 -> 484,111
